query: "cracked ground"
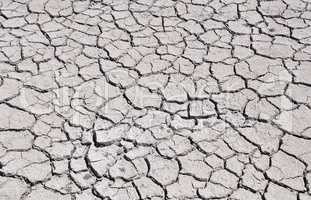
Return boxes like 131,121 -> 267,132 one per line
0,0 -> 311,199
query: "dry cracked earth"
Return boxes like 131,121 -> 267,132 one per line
1,0 -> 311,199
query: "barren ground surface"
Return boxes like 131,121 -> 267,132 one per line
0,0 -> 311,199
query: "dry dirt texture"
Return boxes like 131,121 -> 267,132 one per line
0,0 -> 311,199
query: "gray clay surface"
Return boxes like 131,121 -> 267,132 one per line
0,0 -> 311,199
